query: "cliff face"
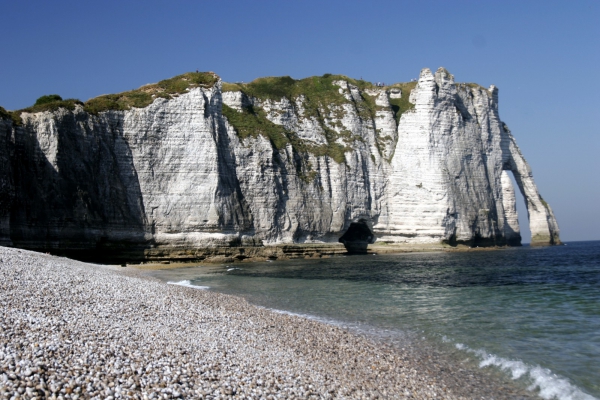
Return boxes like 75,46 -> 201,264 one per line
0,68 -> 560,260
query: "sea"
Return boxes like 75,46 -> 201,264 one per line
147,241 -> 600,400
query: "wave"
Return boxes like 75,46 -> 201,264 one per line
453,342 -> 597,400
262,307 -> 413,347
266,307 -> 339,325
167,280 -> 209,290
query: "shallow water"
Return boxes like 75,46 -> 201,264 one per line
149,241 -> 600,400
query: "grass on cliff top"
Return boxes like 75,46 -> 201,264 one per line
223,74 -> 379,158
223,74 -> 419,164
225,74 -> 417,125
84,71 -> 219,114
22,98 -> 83,113
0,106 -> 13,123
223,74 -> 371,166
223,73 -> 376,107
0,94 -> 83,125
0,106 -> 11,119
34,94 -> 63,106
7,71 -> 219,122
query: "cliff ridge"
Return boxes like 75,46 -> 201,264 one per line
0,68 -> 560,261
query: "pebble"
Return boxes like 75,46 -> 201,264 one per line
0,247 -> 537,399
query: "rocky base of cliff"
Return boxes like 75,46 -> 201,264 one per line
31,243 -> 350,264
13,240 -> 534,265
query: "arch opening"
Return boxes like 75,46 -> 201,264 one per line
506,170 -> 528,245
500,169 -> 524,246
338,219 -> 376,254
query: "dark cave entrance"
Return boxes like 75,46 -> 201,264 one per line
338,219 -> 376,254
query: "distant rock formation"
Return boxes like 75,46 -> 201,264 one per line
0,68 -> 560,261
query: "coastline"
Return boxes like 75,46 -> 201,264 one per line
126,242 -> 519,270
0,247 -> 535,399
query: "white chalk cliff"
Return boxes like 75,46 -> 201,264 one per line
0,68 -> 560,260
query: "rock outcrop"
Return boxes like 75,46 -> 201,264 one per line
0,68 -> 560,261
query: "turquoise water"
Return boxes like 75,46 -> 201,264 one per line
149,241 -> 600,400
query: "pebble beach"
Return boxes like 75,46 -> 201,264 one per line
0,247 -> 536,399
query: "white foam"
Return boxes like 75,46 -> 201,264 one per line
453,343 -> 597,400
264,307 -> 352,330
167,280 -> 209,290
227,267 -> 242,271
268,307 -> 326,321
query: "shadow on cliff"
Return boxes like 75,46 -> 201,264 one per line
9,110 -> 152,262
213,95 -> 255,235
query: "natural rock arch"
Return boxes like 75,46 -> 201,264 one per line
501,130 -> 561,246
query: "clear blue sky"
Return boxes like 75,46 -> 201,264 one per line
1,0 -> 598,242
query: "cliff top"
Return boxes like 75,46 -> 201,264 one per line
0,69 -> 488,125
219,74 -> 420,166
84,71 -> 219,115
223,74 -> 419,128
3,72 -> 219,124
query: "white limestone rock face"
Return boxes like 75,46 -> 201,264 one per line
378,67 -> 560,246
0,68 -> 560,257
4,108 -> 148,253
501,124 -> 561,245
221,91 -> 249,112
381,69 -> 453,243
121,84 -> 254,249
223,82 -> 387,245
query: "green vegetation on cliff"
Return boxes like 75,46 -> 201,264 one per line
387,81 -> 417,123
0,106 -> 21,125
84,72 -> 218,114
1,94 -> 84,125
34,94 -> 63,106
1,72 -> 418,167
222,104 -> 289,150
223,74 -> 399,163
223,74 -> 380,121
225,75 -> 417,126
222,103 -> 348,166
5,72 -> 219,121
0,106 -> 12,122
21,98 -> 83,114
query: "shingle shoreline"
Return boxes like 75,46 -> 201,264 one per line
0,247 -> 535,399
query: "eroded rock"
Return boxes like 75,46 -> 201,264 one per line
0,68 -> 560,260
